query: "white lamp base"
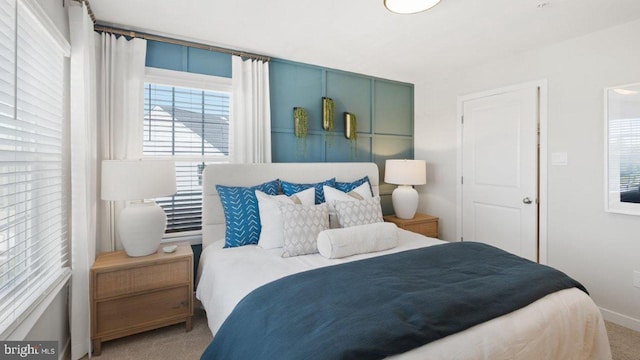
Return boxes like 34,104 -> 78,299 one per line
392,185 -> 419,220
117,201 -> 167,257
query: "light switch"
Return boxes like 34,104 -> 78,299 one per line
551,152 -> 568,166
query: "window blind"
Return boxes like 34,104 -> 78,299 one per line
143,83 -> 230,234
0,0 -> 69,336
610,117 -> 640,192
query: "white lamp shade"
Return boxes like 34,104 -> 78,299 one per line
101,159 -> 177,200
384,0 -> 441,14
384,159 -> 426,186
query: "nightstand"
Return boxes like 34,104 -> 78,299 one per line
384,213 -> 439,238
90,243 -> 193,355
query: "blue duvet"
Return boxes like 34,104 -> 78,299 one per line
202,242 -> 586,360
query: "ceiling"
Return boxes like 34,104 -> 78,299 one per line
90,0 -> 640,83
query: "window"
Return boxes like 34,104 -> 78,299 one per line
0,0 -> 70,336
143,68 -> 231,236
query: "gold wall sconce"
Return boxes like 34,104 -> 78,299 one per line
344,112 -> 356,140
322,97 -> 334,132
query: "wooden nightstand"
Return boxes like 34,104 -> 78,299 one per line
90,243 -> 193,355
384,213 -> 439,238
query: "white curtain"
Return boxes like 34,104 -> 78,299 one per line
95,33 -> 147,253
231,56 -> 272,163
68,4 -> 96,359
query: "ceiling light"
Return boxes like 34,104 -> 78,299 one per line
384,0 -> 442,14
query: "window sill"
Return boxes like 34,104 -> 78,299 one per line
2,268 -> 71,340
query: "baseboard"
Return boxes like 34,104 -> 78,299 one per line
600,307 -> 640,332
60,337 -> 70,360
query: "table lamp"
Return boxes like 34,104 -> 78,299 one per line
101,159 -> 176,257
384,159 -> 426,219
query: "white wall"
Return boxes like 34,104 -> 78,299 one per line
415,18 -> 640,330
24,286 -> 70,358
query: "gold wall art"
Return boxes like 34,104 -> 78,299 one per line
322,97 -> 334,132
293,107 -> 309,158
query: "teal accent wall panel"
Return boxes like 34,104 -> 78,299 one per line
187,47 -> 232,78
374,80 -> 413,136
325,136 -> 372,163
269,58 -> 414,170
270,61 -> 323,132
380,195 -> 394,216
145,40 -> 232,78
373,137 -> 414,161
373,136 -> 414,193
271,132 -> 325,163
146,41 -> 185,71
326,72 -> 372,134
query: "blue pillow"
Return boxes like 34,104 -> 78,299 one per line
216,179 -> 280,248
335,176 -> 373,196
281,178 -> 335,204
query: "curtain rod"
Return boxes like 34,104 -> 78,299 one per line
94,24 -> 271,62
72,0 -> 96,24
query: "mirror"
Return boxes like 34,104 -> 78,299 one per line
605,82 -> 640,215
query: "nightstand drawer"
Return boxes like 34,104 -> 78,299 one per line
404,222 -> 438,238
95,285 -> 191,335
384,213 -> 439,239
94,260 -> 190,299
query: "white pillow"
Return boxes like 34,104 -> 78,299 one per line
323,183 -> 373,228
256,187 -> 315,249
281,203 -> 329,257
317,222 -> 398,259
334,196 -> 383,228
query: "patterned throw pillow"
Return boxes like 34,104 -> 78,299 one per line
281,203 -> 329,257
216,180 -> 280,248
335,176 -> 373,196
281,178 -> 336,204
323,183 -> 373,229
334,196 -> 383,228
255,188 -> 315,249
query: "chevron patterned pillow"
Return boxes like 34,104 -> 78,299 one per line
216,180 -> 280,248
334,176 -> 373,196
281,178 -> 336,204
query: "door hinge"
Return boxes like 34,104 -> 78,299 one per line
461,115 -> 464,124
461,176 -> 464,185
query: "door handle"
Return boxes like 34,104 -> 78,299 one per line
522,197 -> 532,204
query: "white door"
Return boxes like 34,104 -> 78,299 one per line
461,86 -> 539,262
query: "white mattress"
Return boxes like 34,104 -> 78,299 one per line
196,229 -> 611,359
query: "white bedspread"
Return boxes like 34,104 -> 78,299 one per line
196,230 -> 611,359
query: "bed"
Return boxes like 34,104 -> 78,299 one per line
196,162 -> 611,359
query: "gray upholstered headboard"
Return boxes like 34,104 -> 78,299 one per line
201,162 -> 379,248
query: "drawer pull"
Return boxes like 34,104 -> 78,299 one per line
172,301 -> 188,309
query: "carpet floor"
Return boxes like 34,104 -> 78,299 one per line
82,307 -> 212,360
86,308 -> 640,359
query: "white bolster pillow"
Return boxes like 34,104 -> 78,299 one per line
317,222 -> 398,259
